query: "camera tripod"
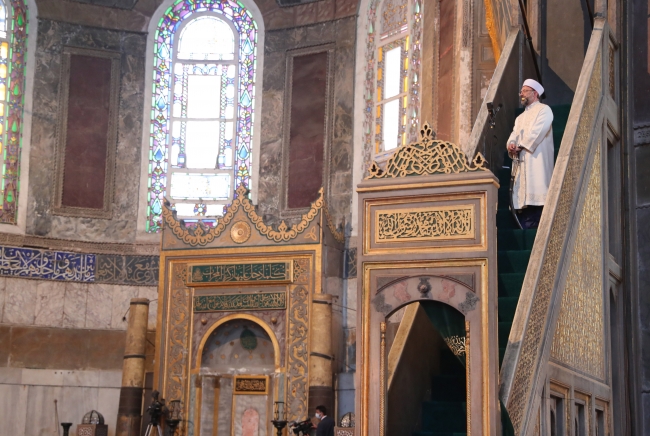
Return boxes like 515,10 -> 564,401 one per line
144,422 -> 164,436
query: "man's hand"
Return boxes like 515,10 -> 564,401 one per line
507,141 -> 518,153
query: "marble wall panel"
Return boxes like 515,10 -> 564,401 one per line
97,387 -> 121,436
86,284 -> 114,329
34,281 -> 66,327
24,385 -> 64,435
0,368 -> 121,436
0,384 -> 28,435
63,282 -> 88,328
110,285 -> 139,329
233,394 -> 269,436
257,17 -> 355,229
27,19 -> 146,243
58,386 -> 101,429
3,277 -> 37,325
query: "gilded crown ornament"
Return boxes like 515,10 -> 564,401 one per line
366,123 -> 488,179
162,185 -> 344,246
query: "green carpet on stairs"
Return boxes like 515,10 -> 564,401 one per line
496,104 -> 571,366
413,347 -> 467,436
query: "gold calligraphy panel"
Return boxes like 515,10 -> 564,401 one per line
234,375 -> 269,394
375,205 -> 474,242
550,146 -> 605,379
186,261 -> 293,286
363,193 -> 485,255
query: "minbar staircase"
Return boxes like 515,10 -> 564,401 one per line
410,104 -> 571,436
496,104 -> 571,365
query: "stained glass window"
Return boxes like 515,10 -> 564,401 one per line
365,0 -> 421,160
147,0 -> 258,232
0,0 -> 27,224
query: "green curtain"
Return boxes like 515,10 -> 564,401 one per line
421,300 -> 467,366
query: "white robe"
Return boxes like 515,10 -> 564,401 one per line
507,101 -> 554,210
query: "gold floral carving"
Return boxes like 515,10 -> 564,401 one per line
550,146 -> 604,378
505,53 -> 602,434
444,335 -> 467,356
164,264 -> 191,407
287,286 -> 309,421
163,185 -> 344,246
376,206 -> 474,242
366,123 -> 487,179
230,221 -> 251,244
293,259 -> 309,284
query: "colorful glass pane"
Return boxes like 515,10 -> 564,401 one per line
364,0 -> 421,166
147,0 -> 258,232
0,0 -> 27,224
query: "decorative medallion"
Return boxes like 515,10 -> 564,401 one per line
230,221 -> 251,244
240,327 -> 258,351
417,277 -> 431,295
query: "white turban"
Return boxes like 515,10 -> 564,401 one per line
523,79 -> 544,96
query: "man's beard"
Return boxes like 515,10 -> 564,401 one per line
521,96 -> 530,106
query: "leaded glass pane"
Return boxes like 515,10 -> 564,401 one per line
147,0 -> 258,231
185,121 -> 220,169
187,75 -> 221,118
178,16 -> 235,61
170,173 -> 231,200
382,99 -> 400,150
0,0 -> 6,38
384,46 -> 401,98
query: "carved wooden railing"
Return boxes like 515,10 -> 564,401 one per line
499,18 -> 609,436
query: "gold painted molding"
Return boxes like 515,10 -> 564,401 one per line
365,123 -> 488,179
163,185 -> 344,246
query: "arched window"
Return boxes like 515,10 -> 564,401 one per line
146,0 -> 259,233
364,0 -> 421,159
0,0 -> 27,224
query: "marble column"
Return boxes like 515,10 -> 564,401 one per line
308,293 -> 334,418
116,298 -> 150,436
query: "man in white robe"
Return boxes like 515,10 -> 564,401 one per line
506,79 -> 554,229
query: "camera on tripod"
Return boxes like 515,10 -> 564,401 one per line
289,419 -> 313,435
147,390 -> 167,427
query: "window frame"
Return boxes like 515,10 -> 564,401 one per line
141,0 -> 262,234
167,12 -> 240,217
